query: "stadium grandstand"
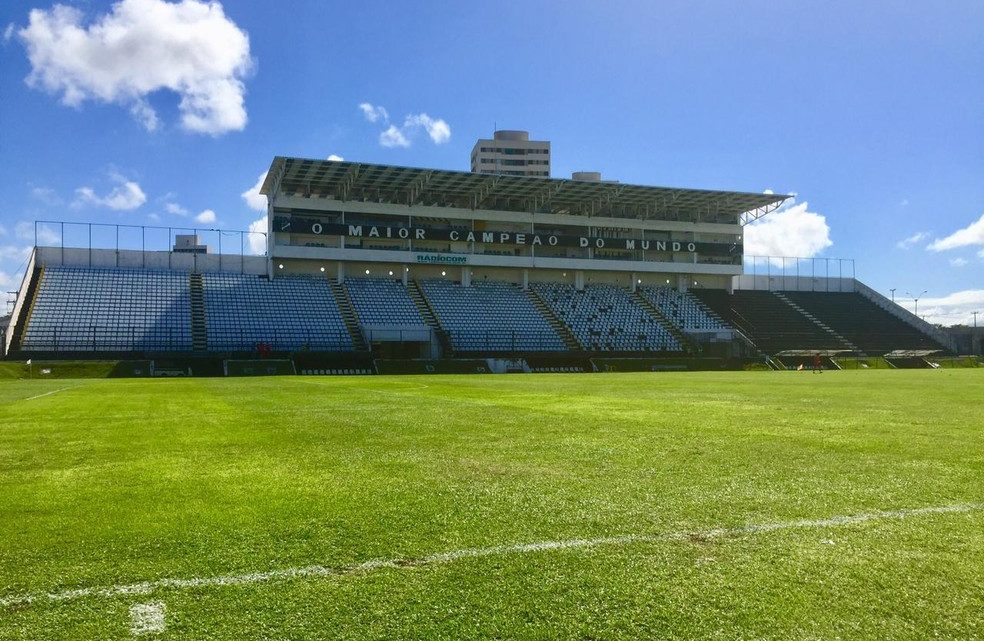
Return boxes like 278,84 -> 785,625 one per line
1,157 -> 956,374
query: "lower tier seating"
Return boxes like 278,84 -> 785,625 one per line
22,267 -> 192,351
203,274 -> 352,352
782,292 -> 946,354
532,283 -> 681,352
691,289 -> 845,353
345,278 -> 425,326
638,286 -> 730,331
420,279 -> 565,352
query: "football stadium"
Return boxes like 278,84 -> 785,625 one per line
1,156 -> 982,639
1,156 -> 961,372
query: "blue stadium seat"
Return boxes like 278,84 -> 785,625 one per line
532,282 -> 682,352
22,266 -> 193,352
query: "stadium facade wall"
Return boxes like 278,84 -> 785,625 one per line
35,246 -> 269,275
3,248 -> 37,355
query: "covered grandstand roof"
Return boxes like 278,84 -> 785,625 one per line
261,157 -> 790,225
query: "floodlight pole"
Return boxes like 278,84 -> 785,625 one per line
973,311 -> 979,328
905,290 -> 927,317
890,288 -> 896,303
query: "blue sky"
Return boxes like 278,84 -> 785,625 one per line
1,0 -> 981,324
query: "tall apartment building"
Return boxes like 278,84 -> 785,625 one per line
470,130 -> 550,177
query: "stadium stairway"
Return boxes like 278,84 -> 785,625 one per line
189,273 -> 208,352
772,292 -> 857,352
7,266 -> 43,352
328,281 -> 369,351
407,280 -> 452,354
691,289 -> 847,354
525,287 -> 581,351
630,290 -> 697,353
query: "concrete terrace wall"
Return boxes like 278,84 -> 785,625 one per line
35,247 -> 269,276
733,274 -> 856,293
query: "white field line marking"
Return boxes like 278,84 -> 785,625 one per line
21,386 -> 77,402
129,601 -> 165,636
0,503 -> 978,610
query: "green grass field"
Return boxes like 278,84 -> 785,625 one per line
1,370 -> 982,639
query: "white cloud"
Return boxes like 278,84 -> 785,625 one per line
3,23 -> 14,44
927,213 -> 984,252
17,0 -> 252,135
15,221 -> 60,245
0,244 -> 33,261
165,202 -> 188,216
404,113 -> 451,144
379,124 -> 410,148
897,289 -> 984,326
896,231 -> 929,250
743,200 -> 832,260
0,271 -> 21,290
361,102 -> 452,148
246,215 -> 267,255
147,212 -> 160,222
241,171 -> 267,212
327,154 -> 344,161
358,102 -> 388,123
30,186 -> 62,206
979,248 -> 984,259
194,209 -> 216,224
950,258 -> 968,267
73,173 -> 146,210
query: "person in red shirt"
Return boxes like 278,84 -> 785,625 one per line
812,352 -> 823,373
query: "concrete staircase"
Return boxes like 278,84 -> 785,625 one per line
329,280 -> 369,351
773,291 -> 857,352
8,266 -> 44,352
407,280 -> 452,354
630,290 -> 697,353
189,273 -> 207,352
525,288 -> 581,350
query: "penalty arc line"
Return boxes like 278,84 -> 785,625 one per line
0,502 -> 979,610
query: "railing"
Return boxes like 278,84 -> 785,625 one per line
205,330 -> 355,353
445,329 -> 569,352
19,327 -> 356,353
740,256 -> 856,291
31,220 -> 268,259
20,327 -> 193,352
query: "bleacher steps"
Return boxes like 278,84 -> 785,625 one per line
8,266 -> 44,352
629,290 -> 697,353
189,273 -> 207,352
407,280 -> 453,354
525,288 -> 581,350
772,292 -> 858,352
328,281 -> 369,351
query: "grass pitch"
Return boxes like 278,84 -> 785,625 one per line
1,370 -> 982,639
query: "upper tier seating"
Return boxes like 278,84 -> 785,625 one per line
691,290 -> 846,354
22,267 -> 192,351
345,278 -> 425,326
782,292 -> 946,354
532,283 -> 681,352
638,286 -> 730,331
419,279 -> 565,352
203,274 -> 352,352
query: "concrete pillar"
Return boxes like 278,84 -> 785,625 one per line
522,269 -> 529,290
461,266 -> 471,286
630,272 -> 638,292
677,274 -> 689,292
575,271 -> 585,291
402,265 -> 408,286
337,262 -> 345,284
